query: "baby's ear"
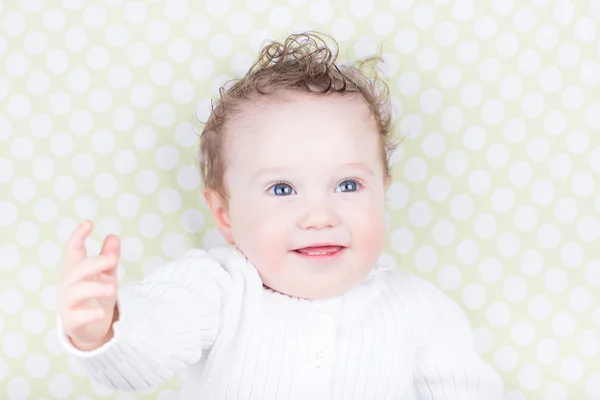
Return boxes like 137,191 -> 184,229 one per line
384,174 -> 391,192
204,189 -> 234,245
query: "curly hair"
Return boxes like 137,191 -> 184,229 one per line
198,31 -> 399,204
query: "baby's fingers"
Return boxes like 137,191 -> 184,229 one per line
61,255 -> 118,287
63,308 -> 106,331
64,221 -> 93,271
62,281 -> 116,310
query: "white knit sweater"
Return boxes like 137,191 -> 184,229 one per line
57,246 -> 503,399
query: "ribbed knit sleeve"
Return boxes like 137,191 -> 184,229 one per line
411,278 -> 504,400
57,249 -> 233,391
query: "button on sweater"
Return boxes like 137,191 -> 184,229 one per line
58,246 -> 503,399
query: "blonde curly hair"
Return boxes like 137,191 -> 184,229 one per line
198,31 -> 399,204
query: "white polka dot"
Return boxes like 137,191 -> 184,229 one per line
10,137 -> 34,160
12,178 -> 36,203
434,21 -> 457,46
553,0 -> 574,25
225,10 -> 252,35
416,47 -> 438,71
82,5 -> 106,29
591,147 -> 600,172
456,39 -> 479,64
536,338 -> 558,364
479,258 -> 503,283
124,2 -> 147,25
576,15 -> 597,40
540,67 -> 562,92
3,332 -> 26,358
487,301 -> 511,327
408,201 -> 432,227
438,64 -> 462,89
49,373 -> 73,398
472,213 -> 496,239
572,172 -> 595,198
486,143 -> 509,169
404,157 -> 427,182
22,308 -> 46,334
585,260 -> 600,286
6,377 -> 30,399
496,31 -> 519,57
560,356 -> 583,382
531,180 -> 555,205
543,109 -> 567,136
514,7 -> 536,32
503,276 -> 527,302
397,71 -> 421,96
111,107 -> 135,131
558,42 -> 580,68
529,294 -> 552,320
456,238 -> 479,265
460,82 -> 483,108
462,283 -> 485,309
6,53 -> 28,77
584,103 -> 600,129
494,345 -> 518,371
493,0 -> 514,14
569,286 -> 592,313
391,227 -> 414,254
268,6 -> 292,29
412,5 -> 435,29
136,169 -> 159,194
413,246 -> 438,273
441,107 -> 464,133
452,0 -> 474,22
552,312 -> 575,338
389,0 -> 413,12
152,103 -> 176,127
309,1 -> 334,24
26,353 -> 50,378
585,374 -> 600,399
537,223 -> 561,249
105,24 -> 129,47
561,85 -> 584,111
526,136 -> 550,163
426,176 -> 451,202
468,170 -> 491,195
450,194 -> 473,221
491,187 -> 515,213
577,330 -> 599,357
437,265 -> 461,290
209,33 -> 232,58
536,24 -> 558,50
8,94 -> 31,119
508,161 -> 532,188
187,15 -> 210,39
511,321 -> 535,346
54,175 -> 77,201
462,125 -> 486,150
432,220 -> 456,246
497,232 -> 520,257
420,89 -> 443,114
168,38 -> 191,64
580,60 -> 600,86
393,29 -> 419,55
518,364 -> 542,390
331,18 -> 355,42
127,42 -> 151,67
25,71 -> 49,96
165,0 -> 188,21
499,74 -> 522,100
474,15 -> 497,40
158,188 -> 182,214
473,326 -> 495,354
350,0 -> 373,17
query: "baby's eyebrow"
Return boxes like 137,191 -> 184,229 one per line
251,163 -> 375,182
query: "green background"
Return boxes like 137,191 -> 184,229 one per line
1,0 -> 599,398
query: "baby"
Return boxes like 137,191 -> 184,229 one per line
57,32 -> 503,399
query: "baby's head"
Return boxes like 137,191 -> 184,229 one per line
199,32 -> 398,299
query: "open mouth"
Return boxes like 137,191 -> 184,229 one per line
292,245 -> 346,258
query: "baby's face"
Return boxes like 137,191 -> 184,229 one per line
212,92 -> 389,299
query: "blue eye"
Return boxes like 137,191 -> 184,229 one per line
336,179 -> 360,193
269,182 -> 295,196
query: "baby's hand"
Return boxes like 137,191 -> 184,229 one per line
58,220 -> 120,351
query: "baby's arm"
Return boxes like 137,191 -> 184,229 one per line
57,242 -> 232,391
411,278 -> 503,400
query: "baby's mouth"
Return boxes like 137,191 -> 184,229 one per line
293,245 -> 345,256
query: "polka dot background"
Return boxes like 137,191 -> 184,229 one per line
1,0 -> 599,398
